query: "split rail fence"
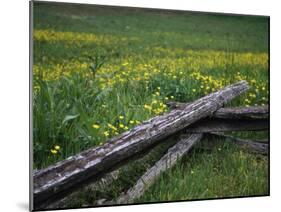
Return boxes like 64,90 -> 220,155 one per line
32,80 -> 269,209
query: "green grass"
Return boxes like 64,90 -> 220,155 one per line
32,1 -> 269,205
138,140 -> 268,202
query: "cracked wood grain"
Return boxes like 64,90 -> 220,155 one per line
166,102 -> 268,120
186,118 -> 268,132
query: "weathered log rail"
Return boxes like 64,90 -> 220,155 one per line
113,133 -> 204,204
32,80 -> 269,209
167,102 -> 268,119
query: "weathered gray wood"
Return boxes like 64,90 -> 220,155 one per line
167,102 -> 268,120
186,118 -> 268,132
206,132 -> 268,155
42,170 -> 120,209
33,81 -> 249,208
213,106 -> 268,119
42,132 -> 181,209
111,133 -> 203,204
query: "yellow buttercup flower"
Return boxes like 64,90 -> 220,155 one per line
144,104 -> 152,110
119,115 -> 124,120
50,149 -> 58,154
104,131 -> 110,137
108,123 -> 118,131
54,145 -> 60,150
92,124 -> 100,129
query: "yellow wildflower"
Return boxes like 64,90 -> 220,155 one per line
50,149 -> 58,154
54,145 -> 60,150
152,100 -> 157,104
108,123 -> 117,131
144,104 -> 152,110
104,131 -> 110,137
92,124 -> 100,129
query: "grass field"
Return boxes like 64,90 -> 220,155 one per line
32,2 -> 269,206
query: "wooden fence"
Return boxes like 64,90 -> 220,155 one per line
32,80 -> 269,209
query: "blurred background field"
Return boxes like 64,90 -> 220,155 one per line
32,2 -> 269,205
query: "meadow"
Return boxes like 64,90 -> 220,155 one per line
33,2 -> 269,205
